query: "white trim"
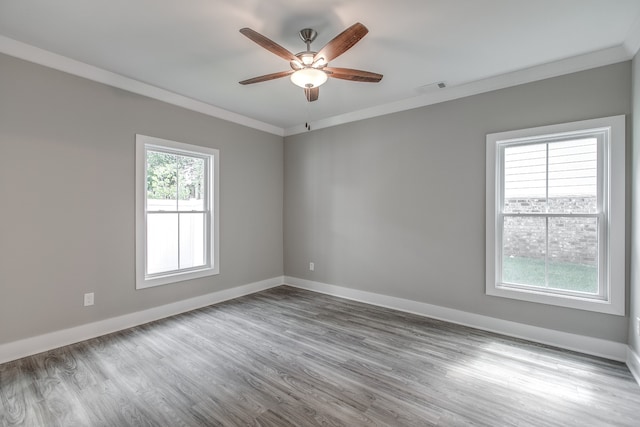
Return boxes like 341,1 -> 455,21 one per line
0,35 -> 630,138
485,115 -> 626,316
0,276 -> 284,365
627,347 -> 640,386
135,134 -> 220,289
1,275 -> 632,373
0,35 -> 283,137
623,13 -> 640,57
284,45 -> 630,136
284,276 -> 627,362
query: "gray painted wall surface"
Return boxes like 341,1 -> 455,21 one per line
0,52 -> 633,348
0,54 -> 283,345
631,53 -> 640,353
284,62 -> 631,343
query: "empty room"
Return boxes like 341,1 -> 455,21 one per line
2,1 -> 640,426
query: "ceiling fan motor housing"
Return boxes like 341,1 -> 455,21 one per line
299,28 -> 317,44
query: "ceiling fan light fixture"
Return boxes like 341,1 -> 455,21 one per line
312,57 -> 327,68
290,68 -> 328,88
300,53 -> 315,65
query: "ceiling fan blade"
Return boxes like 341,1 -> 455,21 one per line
240,28 -> 299,63
324,67 -> 383,83
239,70 -> 294,85
314,23 -> 369,63
304,87 -> 319,102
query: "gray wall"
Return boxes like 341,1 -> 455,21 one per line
1,51 -> 633,348
631,53 -> 640,353
0,53 -> 284,345
284,62 -> 631,343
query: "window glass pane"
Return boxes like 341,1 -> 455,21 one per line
147,151 -> 178,211
179,213 -> 206,268
502,216 -> 546,286
503,144 -> 547,213
137,135 -> 220,289
178,155 -> 205,212
487,116 -> 624,313
547,217 -> 598,293
548,139 -> 597,214
147,213 -> 179,274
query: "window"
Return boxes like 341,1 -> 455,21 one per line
136,135 -> 219,289
486,116 -> 624,315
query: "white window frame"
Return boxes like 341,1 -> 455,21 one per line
486,115 -> 625,315
136,134 -> 219,289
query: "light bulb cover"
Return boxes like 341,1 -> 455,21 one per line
290,68 -> 328,88
300,53 -> 314,65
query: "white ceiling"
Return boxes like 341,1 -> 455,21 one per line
1,0 -> 640,135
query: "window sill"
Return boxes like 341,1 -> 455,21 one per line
136,266 -> 219,290
486,283 -> 624,316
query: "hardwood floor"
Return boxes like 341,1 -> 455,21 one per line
1,286 -> 639,426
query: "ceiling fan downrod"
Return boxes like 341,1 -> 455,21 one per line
298,28 -> 317,51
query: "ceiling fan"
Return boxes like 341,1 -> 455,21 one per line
239,22 -> 383,102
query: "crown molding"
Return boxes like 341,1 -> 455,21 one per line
0,35 -> 284,137
1,34 -> 633,139
623,13 -> 640,57
285,44 -> 631,136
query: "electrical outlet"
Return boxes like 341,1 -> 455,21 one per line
309,262 -> 315,271
84,292 -> 94,307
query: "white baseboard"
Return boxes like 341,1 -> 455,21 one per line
0,276 -> 284,365
284,276 -> 628,362
4,275 -> 634,378
627,347 -> 640,386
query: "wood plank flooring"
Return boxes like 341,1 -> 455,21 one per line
1,286 -> 639,426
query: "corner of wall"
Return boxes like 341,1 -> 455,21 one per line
630,50 -> 640,356
628,346 -> 640,386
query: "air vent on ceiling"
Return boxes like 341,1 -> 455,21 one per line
416,81 -> 447,93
